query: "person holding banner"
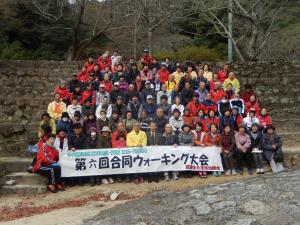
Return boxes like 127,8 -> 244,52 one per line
162,124 -> 179,181
203,123 -> 222,177
126,122 -> 147,184
33,134 -> 64,193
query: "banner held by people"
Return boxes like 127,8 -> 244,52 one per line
60,146 -> 223,177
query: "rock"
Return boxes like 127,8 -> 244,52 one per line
110,192 -> 119,201
204,195 -> 222,204
212,201 -> 236,210
193,202 -> 212,216
5,179 -> 16,186
241,200 -> 268,215
204,186 -> 228,195
226,218 -> 257,225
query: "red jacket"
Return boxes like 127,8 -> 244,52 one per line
182,115 -> 194,127
202,101 -> 217,114
245,101 -> 260,115
187,100 -> 204,117
84,62 -> 95,74
112,130 -> 128,148
217,70 -> 228,83
240,91 -> 256,105
258,115 -> 272,128
55,87 -> 70,101
211,89 -> 225,103
80,90 -> 96,106
158,69 -> 170,84
210,79 -> 220,91
193,116 -> 207,131
100,80 -> 112,93
143,54 -> 153,65
77,71 -> 88,82
97,56 -> 112,70
205,116 -> 220,130
33,143 -> 59,172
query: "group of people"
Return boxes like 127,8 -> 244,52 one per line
32,49 -> 285,193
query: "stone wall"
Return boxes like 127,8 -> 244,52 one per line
0,60 -> 299,156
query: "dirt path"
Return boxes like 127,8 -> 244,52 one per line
0,174 -> 254,225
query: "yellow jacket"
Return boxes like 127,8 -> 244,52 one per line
172,71 -> 183,84
126,130 -> 147,147
38,119 -> 56,138
165,80 -> 176,93
47,101 -> 67,121
223,78 -> 240,93
203,71 -> 213,81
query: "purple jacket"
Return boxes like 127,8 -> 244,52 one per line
235,132 -> 251,150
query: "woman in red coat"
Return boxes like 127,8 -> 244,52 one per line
33,134 -> 64,193
205,109 -> 220,131
258,108 -> 272,129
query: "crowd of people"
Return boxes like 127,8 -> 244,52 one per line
31,49 -> 285,193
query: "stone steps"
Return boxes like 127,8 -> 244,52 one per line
0,157 -> 32,177
0,184 -> 47,195
0,172 -> 47,185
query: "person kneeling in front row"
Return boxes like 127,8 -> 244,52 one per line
33,134 -> 64,193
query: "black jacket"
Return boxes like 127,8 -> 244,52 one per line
68,133 -> 87,150
146,131 -> 164,146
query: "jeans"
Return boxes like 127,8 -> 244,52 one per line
252,153 -> 264,169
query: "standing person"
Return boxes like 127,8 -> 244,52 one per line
146,121 -> 163,183
221,125 -> 237,176
112,122 -> 127,148
127,95 -> 141,120
95,96 -> 112,119
193,122 -> 207,178
33,134 -> 64,193
152,108 -> 169,134
235,124 -> 253,175
217,63 -> 229,83
47,93 -> 67,122
67,98 -> 82,119
97,126 -> 114,184
169,109 -> 184,135
203,123 -> 222,176
38,113 -> 56,138
219,109 -> 234,134
162,124 -> 179,181
249,123 -> 264,174
258,108 -> 272,129
178,124 -> 195,178
139,95 -> 157,119
85,127 -> 101,186
229,94 -> 245,115
223,72 -> 240,93
96,84 -> 110,107
123,111 -> 137,132
171,96 -> 184,116
261,125 -> 284,173
243,110 -> 260,131
68,123 -> 87,186
126,122 -> 147,184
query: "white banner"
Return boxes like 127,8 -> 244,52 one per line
60,146 -> 223,177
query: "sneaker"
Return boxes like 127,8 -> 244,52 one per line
213,171 -> 218,177
101,178 -> 109,185
78,179 -> 85,186
90,177 -> 96,186
225,170 -> 231,176
231,169 -> 237,175
125,176 -> 131,183
96,177 -> 101,185
164,174 -> 170,182
108,177 -> 114,184
256,168 -> 261,174
260,169 -> 265,174
134,178 -> 140,184
172,174 -> 178,181
139,177 -> 145,183
238,169 -> 243,175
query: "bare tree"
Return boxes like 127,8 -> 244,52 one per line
184,0 -> 290,62
25,0 -> 131,60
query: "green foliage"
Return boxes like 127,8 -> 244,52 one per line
154,46 -> 223,62
0,41 -> 28,59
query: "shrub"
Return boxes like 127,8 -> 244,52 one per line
0,41 -> 28,59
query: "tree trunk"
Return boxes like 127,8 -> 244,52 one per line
133,17 -> 138,59
148,29 -> 153,55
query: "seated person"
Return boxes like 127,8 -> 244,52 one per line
33,134 -> 64,193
